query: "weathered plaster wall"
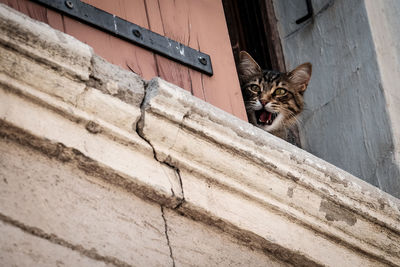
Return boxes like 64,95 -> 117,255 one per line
273,0 -> 400,197
0,137 -> 283,267
1,4 -> 400,267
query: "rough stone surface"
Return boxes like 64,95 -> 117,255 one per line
0,86 -> 181,206
0,4 -> 92,80
76,86 -> 142,132
0,221 -> 111,267
0,44 -> 86,106
164,209 -> 288,267
0,134 -> 288,267
0,138 -> 172,267
89,54 -> 145,107
272,0 -> 400,197
142,78 -> 400,266
0,6 -> 181,206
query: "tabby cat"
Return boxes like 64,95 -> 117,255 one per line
238,51 -> 312,140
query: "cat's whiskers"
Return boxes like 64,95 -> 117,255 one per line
278,107 -> 300,127
289,113 -> 301,126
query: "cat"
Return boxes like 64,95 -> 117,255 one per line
237,51 -> 312,140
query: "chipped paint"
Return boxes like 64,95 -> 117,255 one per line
113,14 -> 117,33
287,186 -> 295,198
319,200 -> 357,226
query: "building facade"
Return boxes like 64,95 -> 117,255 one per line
0,1 -> 400,266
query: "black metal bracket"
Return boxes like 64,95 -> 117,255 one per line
296,0 -> 314,24
31,0 -> 213,76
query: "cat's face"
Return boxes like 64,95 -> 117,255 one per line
238,51 -> 312,133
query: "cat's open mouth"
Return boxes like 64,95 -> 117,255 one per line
256,110 -> 278,126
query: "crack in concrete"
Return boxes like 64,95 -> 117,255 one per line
161,206 -> 176,267
135,82 -> 185,209
0,120 -> 175,207
174,168 -> 186,210
0,212 -> 131,267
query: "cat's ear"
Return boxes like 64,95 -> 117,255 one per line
238,51 -> 262,83
287,63 -> 312,94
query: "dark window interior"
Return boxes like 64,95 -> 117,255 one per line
222,0 -> 285,72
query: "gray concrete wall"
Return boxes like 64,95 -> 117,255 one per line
273,0 -> 400,198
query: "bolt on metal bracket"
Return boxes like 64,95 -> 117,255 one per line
31,0 -> 213,76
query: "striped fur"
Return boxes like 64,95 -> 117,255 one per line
238,51 -> 312,138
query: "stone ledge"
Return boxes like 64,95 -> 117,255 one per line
0,4 -> 92,81
0,3 -> 399,267
141,78 -> 400,266
0,3 -> 182,207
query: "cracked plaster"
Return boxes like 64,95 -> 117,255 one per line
1,4 -> 400,266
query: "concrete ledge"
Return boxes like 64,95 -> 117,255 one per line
0,4 -> 92,81
1,3 -> 399,267
141,79 -> 400,266
0,4 -> 182,208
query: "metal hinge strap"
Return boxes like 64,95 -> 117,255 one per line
31,0 -> 213,76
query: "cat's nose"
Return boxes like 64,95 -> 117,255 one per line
261,100 -> 268,106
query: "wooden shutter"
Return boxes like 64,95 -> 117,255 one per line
1,0 -> 247,121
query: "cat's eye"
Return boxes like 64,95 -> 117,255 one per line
248,85 -> 261,94
251,85 -> 260,92
274,88 -> 287,96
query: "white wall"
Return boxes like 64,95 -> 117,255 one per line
273,0 -> 400,197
